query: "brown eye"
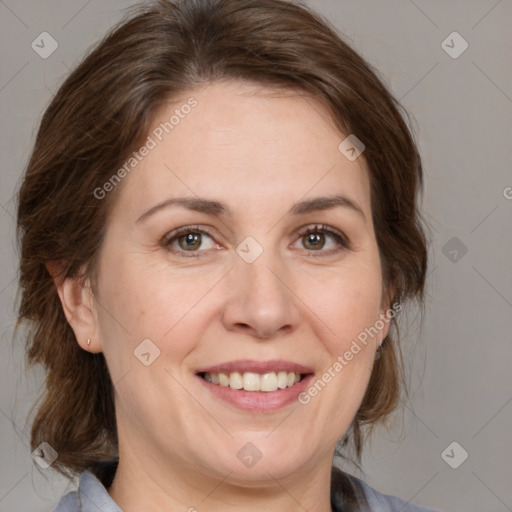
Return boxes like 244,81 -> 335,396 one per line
177,232 -> 203,251
302,232 -> 326,250
294,224 -> 349,256
162,226 -> 217,256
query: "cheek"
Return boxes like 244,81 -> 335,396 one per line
300,260 -> 384,354
94,254 -> 222,375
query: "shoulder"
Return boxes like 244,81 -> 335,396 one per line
346,472 -> 442,512
52,489 -> 81,512
52,470 -> 122,512
55,466 -> 441,512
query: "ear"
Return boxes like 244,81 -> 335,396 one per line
377,286 -> 397,344
378,310 -> 392,343
46,260 -> 101,353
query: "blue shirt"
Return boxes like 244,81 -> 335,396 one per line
52,466 -> 441,511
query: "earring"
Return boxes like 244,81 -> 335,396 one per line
375,339 -> 385,360
87,338 -> 91,346
375,347 -> 382,360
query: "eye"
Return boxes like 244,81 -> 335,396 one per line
293,224 -> 349,256
162,225 -> 218,257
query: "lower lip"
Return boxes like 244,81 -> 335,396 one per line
197,374 -> 314,412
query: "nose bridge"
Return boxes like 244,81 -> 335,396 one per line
222,240 -> 299,337
243,253 -> 286,305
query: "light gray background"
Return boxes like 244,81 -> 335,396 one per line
1,1 -> 511,511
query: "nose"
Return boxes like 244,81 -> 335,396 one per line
221,251 -> 300,340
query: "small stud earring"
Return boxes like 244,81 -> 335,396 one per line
87,338 -> 91,346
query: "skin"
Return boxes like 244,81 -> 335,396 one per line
55,80 -> 391,512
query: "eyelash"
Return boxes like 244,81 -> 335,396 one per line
297,225 -> 350,256
161,224 -> 350,258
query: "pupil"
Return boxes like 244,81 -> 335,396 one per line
306,233 -> 324,249
181,233 -> 200,250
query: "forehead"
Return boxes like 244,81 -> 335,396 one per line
115,81 -> 371,219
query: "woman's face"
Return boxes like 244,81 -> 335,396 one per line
85,81 -> 391,488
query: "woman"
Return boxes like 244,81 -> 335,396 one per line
16,0 -> 439,510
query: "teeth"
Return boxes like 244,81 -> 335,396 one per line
260,372 -> 278,391
219,372 -> 229,387
230,371 -> 243,390
243,372 -> 260,391
203,371 -> 303,392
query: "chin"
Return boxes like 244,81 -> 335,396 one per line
198,435 -> 316,485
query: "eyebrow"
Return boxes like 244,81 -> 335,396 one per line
136,194 -> 366,223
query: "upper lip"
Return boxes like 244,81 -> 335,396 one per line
196,359 -> 314,375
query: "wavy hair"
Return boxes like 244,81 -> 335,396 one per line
16,0 -> 427,506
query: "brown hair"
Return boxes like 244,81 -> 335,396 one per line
16,0 -> 427,505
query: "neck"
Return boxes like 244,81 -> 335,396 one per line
107,446 -> 335,512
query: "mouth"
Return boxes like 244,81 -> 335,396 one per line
198,370 -> 306,392
195,360 -> 314,411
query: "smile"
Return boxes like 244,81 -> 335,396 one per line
195,360 -> 315,411
200,371 -> 303,392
